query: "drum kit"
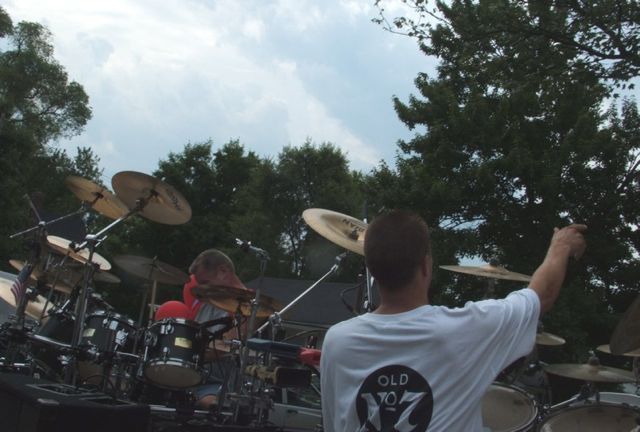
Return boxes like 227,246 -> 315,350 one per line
0,171 -> 327,431
2,184 -> 640,431
439,262 -> 640,431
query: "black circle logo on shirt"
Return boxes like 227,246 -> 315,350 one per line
356,364 -> 433,432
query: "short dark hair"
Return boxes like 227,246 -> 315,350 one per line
189,249 -> 235,274
364,210 -> 431,290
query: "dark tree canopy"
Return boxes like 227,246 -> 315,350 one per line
374,0 -> 640,86
370,0 -> 640,364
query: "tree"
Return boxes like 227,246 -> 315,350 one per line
231,141 -> 366,280
374,0 -> 640,86
0,7 -> 92,267
370,0 -> 640,363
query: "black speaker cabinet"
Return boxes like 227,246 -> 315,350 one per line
0,372 -> 149,432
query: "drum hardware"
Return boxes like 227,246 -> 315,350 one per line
302,208 -> 374,312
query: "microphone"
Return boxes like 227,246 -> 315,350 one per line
235,238 -> 270,260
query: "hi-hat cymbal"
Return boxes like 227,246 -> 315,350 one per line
536,332 -> 565,346
112,171 -> 192,225
113,255 -> 188,285
302,208 -> 367,255
65,176 -> 129,220
597,344 -> 640,357
610,293 -> 640,355
46,236 -> 111,271
192,284 -> 282,318
544,361 -> 635,383
439,264 -> 532,282
9,260 -> 74,294
0,277 -> 52,320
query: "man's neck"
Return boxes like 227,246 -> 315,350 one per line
374,284 -> 429,315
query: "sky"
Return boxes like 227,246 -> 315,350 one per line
4,0 -> 437,184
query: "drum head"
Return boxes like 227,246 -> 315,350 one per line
145,361 -> 202,388
482,384 -> 537,432
538,403 -> 640,431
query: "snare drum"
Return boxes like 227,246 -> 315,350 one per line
482,383 -> 538,431
143,318 -> 205,389
537,401 -> 640,431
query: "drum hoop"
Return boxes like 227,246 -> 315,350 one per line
538,400 -> 640,427
150,317 -> 200,328
145,358 -> 200,368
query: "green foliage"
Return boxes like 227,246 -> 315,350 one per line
370,0 -> 640,362
374,0 -> 640,86
0,7 -> 93,270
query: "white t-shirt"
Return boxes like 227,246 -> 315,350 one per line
320,288 -> 540,432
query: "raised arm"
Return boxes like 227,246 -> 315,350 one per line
529,224 -> 587,314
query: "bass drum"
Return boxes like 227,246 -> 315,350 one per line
537,401 -> 640,431
482,383 -> 538,431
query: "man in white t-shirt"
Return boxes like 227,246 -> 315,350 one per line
320,210 -> 586,432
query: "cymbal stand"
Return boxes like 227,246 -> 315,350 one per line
4,224 -> 43,364
255,252 -> 346,336
132,258 -> 159,355
233,252 -> 269,424
64,203 -> 144,384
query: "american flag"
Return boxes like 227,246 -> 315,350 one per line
11,262 -> 34,305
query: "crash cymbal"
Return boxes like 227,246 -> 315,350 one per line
597,344 -> 640,357
93,270 -> 121,284
111,171 -> 192,225
610,293 -> 640,355
544,360 -> 636,383
65,175 -> 129,220
536,332 -> 566,346
302,208 -> 367,255
192,284 -> 282,318
8,260 -> 74,294
46,236 -> 111,271
0,277 -> 52,320
439,264 -> 532,282
113,255 -> 188,285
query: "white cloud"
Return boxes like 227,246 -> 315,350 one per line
4,0 -> 428,176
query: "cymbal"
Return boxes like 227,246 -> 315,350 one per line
46,235 -> 111,271
439,264 -> 532,282
113,255 -> 188,285
544,361 -> 635,383
610,293 -> 640,355
192,284 -> 281,318
0,277 -> 52,320
536,332 -> 566,346
65,175 -> 129,220
10,259 -> 120,289
597,344 -> 640,357
302,208 -> 367,255
111,171 -> 192,225
9,259 -> 74,294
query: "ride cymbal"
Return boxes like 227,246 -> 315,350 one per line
610,293 -> 640,355
597,344 -> 640,357
439,264 -> 532,282
65,175 -> 129,220
0,277 -> 52,320
536,332 -> 566,346
46,236 -> 111,271
302,208 -> 367,256
113,255 -> 188,285
544,361 -> 635,383
112,171 -> 192,225
192,284 -> 282,318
